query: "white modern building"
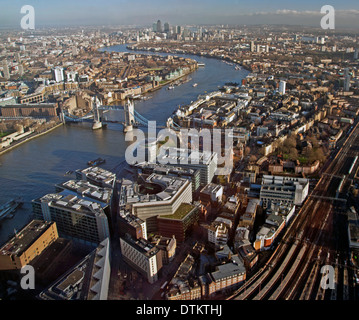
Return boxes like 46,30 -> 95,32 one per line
119,173 -> 192,232
207,222 -> 228,247
52,66 -> 65,83
260,175 -> 309,208
32,191 -> 110,247
279,80 -> 286,95
75,166 -> 116,189
120,234 -> 162,284
157,147 -> 218,186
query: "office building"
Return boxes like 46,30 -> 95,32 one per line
157,147 -> 218,186
75,166 -> 116,189
260,175 -> 309,208
253,204 -> 295,251
55,179 -> 113,206
344,68 -> 351,92
156,20 -> 162,33
52,66 -> 65,83
119,173 -> 192,232
38,238 -> 111,300
2,60 -> 10,79
32,191 -> 110,247
118,212 -> 147,240
0,220 -> 58,270
134,162 -> 201,193
157,203 -> 199,243
66,71 -> 78,82
120,234 -> 162,284
250,41 -> 255,53
354,49 -> 359,60
279,80 -> 286,95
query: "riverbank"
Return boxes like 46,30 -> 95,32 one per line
126,43 -> 252,73
0,121 -> 64,157
0,44 -> 249,246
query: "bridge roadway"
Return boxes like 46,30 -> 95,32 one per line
229,119 -> 359,300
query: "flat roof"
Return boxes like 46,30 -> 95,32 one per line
58,180 -> 112,203
77,167 -> 116,184
121,173 -> 190,207
1,103 -> 57,108
159,203 -> 196,220
36,191 -> 106,217
210,255 -> 246,282
0,220 -> 55,256
200,183 -> 223,195
157,147 -> 217,166
121,234 -> 159,258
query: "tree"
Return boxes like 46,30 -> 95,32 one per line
0,123 -> 7,134
14,124 -> 23,133
287,148 -> 298,161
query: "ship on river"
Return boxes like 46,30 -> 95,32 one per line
0,198 -> 23,223
87,158 -> 106,166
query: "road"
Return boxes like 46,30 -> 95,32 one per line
229,119 -> 359,300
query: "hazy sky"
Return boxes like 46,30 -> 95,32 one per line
1,0 -> 359,29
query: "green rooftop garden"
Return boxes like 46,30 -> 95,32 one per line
161,203 -> 195,220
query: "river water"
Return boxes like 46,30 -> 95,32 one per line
0,44 -> 249,245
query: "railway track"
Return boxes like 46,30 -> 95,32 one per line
230,119 -> 359,300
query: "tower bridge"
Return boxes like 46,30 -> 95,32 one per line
62,97 -> 181,131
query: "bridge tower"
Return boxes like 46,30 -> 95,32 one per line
123,98 -> 135,132
92,95 -> 102,130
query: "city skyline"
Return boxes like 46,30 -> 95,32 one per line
1,0 -> 359,29
1,0 -> 359,304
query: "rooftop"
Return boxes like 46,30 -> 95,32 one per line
121,234 -> 159,258
38,238 -> 110,300
120,173 -> 190,208
57,180 -> 112,203
0,220 -> 55,256
77,166 -> 116,185
200,183 -> 223,195
157,147 -> 217,166
160,203 -> 196,220
210,255 -> 246,282
36,191 -> 106,217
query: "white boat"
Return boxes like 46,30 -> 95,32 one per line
167,85 -> 175,90
193,83 -> 198,87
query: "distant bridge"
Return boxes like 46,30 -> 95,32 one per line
62,97 -> 181,131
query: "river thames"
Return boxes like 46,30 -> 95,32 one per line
0,44 -> 249,245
